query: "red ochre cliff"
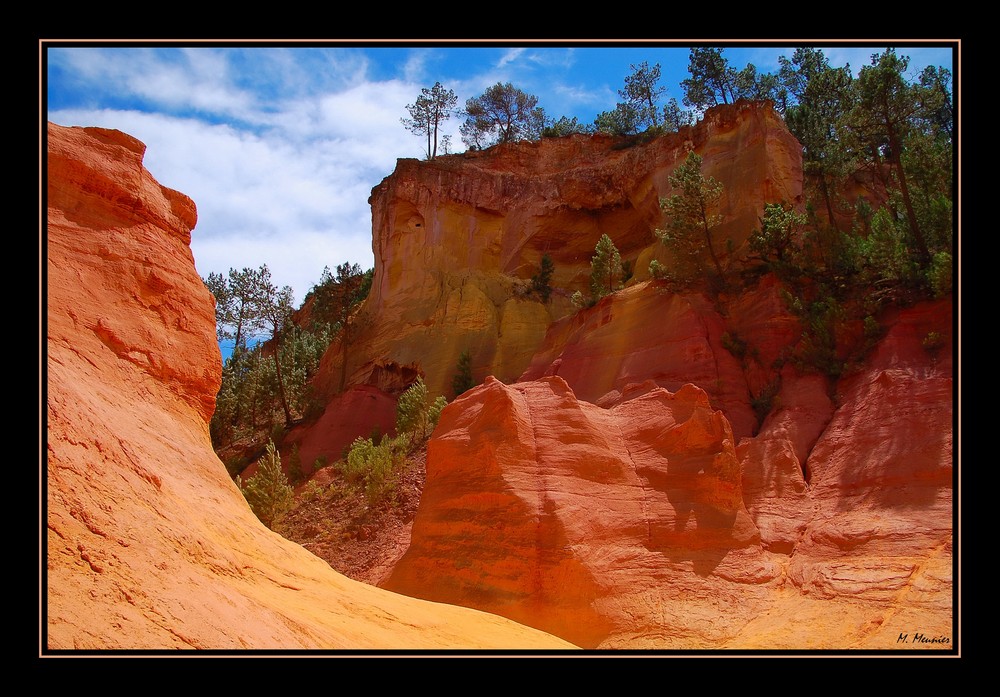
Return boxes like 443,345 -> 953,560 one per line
44,122 -> 574,650
382,298 -> 952,649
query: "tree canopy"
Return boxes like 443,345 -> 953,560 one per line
682,48 -> 738,110
621,61 -> 666,130
460,82 -> 545,148
657,151 -> 725,280
402,81 -> 458,160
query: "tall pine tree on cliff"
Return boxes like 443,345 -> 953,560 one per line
657,150 -> 725,282
589,234 -> 623,300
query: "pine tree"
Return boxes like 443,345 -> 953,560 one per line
396,377 -> 431,440
402,82 -> 458,160
531,254 -> 555,302
657,151 -> 725,281
590,234 -> 623,301
621,61 -> 665,130
238,440 -> 294,530
452,349 -> 474,398
461,82 -> 545,148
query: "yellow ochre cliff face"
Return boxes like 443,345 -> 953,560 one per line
314,101 -> 802,403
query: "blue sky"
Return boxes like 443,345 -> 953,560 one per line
45,41 -> 955,305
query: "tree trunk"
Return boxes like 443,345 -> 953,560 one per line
819,176 -> 841,234
273,344 -> 292,427
700,203 -> 724,279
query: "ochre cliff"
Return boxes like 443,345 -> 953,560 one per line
44,122 -> 574,650
382,297 -> 953,649
314,101 -> 802,403
383,376 -> 772,649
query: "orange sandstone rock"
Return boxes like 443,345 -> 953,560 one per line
383,376 -> 781,648
385,299 -> 953,649
44,122 -> 574,650
787,300 -> 953,642
521,282 -> 764,438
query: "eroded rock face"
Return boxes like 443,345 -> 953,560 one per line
786,299 -> 953,644
520,282 -> 757,437
285,385 -> 399,478
383,301 -> 953,649
316,101 -> 802,401
383,376 -> 780,649
44,122 -> 573,650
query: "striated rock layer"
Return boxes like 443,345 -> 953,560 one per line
315,101 -> 802,402
384,297 -> 954,648
44,122 -> 574,650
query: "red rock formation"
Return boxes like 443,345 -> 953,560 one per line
285,385 -> 398,477
786,299 -> 953,644
44,122 -> 574,650
314,101 -> 802,401
519,275 -> 803,440
383,376 -> 782,649
384,295 -> 954,648
519,281 -> 757,437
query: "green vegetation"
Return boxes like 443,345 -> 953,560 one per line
460,82 -> 546,149
452,349 -> 474,399
238,440 -> 294,530
573,234 -> 623,308
341,434 -> 406,506
595,62 -> 692,137
542,116 -> 592,138
590,234 -> 623,299
681,47 -> 787,111
340,378 -> 448,506
750,379 -> 781,428
395,377 -> 446,442
205,261 -> 372,462
656,151 -> 726,283
530,254 -> 555,302
739,49 -> 953,379
402,82 -> 458,160
305,262 -> 369,393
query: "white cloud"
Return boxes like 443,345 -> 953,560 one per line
497,48 -> 526,67
48,104 -> 392,305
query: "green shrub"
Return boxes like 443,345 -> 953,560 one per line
721,331 -> 749,360
452,349 -> 475,398
530,254 -> 555,302
750,379 -> 781,430
341,435 -> 405,506
428,395 -> 448,428
927,251 -> 953,298
287,443 -> 303,483
238,440 -> 294,530
922,331 -> 944,352
396,378 -> 431,438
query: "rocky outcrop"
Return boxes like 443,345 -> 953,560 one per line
383,376 -> 780,648
44,122 -> 574,650
519,275 -> 802,440
315,101 -> 802,401
382,300 -> 953,649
